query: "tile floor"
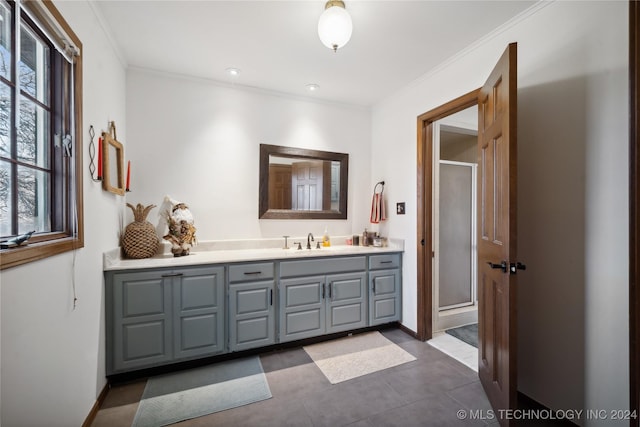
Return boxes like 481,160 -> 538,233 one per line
90,328 -> 565,427
428,331 -> 478,372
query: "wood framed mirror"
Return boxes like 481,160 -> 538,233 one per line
101,129 -> 125,196
259,144 -> 348,219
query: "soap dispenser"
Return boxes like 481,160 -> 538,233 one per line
323,226 -> 331,247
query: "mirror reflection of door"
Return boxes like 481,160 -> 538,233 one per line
268,164 -> 292,209
265,151 -> 344,214
266,158 -> 326,211
292,160 -> 323,211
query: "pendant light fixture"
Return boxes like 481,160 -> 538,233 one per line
317,0 -> 352,52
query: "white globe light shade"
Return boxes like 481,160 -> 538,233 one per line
317,5 -> 352,51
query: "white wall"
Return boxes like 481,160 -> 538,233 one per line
372,1 -> 628,424
125,69 -> 372,242
0,1 -> 127,426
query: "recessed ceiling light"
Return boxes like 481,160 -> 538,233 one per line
306,83 -> 320,92
226,67 -> 241,77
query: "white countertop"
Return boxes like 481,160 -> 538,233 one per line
104,236 -> 404,271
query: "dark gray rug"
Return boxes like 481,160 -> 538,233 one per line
445,323 -> 478,348
132,356 -> 272,427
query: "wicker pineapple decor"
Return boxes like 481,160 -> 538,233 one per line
122,203 -> 159,259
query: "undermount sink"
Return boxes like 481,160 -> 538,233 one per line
315,245 -> 352,251
282,245 -> 355,256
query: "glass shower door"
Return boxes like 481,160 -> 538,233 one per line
438,161 -> 477,310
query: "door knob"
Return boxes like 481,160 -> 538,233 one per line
487,261 -> 508,273
510,262 -> 527,274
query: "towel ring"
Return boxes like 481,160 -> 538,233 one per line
373,181 -> 385,193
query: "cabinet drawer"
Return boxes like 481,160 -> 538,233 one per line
229,262 -> 274,282
280,256 -> 366,278
369,254 -> 401,270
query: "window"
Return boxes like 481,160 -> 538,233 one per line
0,0 -> 83,270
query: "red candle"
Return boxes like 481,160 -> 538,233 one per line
126,160 -> 131,190
97,137 -> 102,178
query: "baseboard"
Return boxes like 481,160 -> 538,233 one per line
82,382 -> 110,427
517,392 -> 578,426
398,322 -> 418,339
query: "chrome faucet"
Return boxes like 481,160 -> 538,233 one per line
307,233 -> 314,249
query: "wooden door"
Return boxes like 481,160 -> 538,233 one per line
268,164 -> 292,209
477,42 -> 518,426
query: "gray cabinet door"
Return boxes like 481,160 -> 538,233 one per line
369,269 -> 401,325
173,266 -> 225,359
110,270 -> 173,373
229,280 -> 275,352
326,272 -> 367,334
279,275 -> 326,342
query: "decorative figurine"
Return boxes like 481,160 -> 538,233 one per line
1,230 -> 35,249
162,197 -> 197,257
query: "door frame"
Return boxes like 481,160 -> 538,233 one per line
630,1 -> 639,425
416,88 -> 480,341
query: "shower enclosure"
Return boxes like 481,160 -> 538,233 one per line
432,115 -> 478,332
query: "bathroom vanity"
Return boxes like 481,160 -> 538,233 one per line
103,240 -> 403,375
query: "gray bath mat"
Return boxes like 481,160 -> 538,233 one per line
445,323 -> 478,348
132,356 -> 271,427
303,331 -> 416,384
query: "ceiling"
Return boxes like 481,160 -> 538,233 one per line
93,1 -> 536,107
